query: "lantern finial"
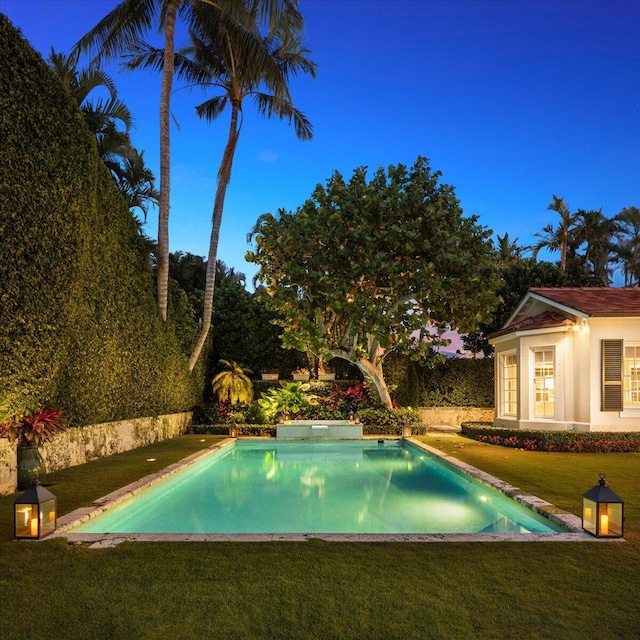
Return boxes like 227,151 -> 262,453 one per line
598,472 -> 606,486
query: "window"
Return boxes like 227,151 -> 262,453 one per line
500,352 -> 517,417
533,349 -> 554,418
624,344 -> 640,408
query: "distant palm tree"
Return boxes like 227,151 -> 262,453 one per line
116,149 -> 160,220
74,0 -> 304,322
573,208 -> 618,285
532,195 -> 578,271
496,232 -> 521,266
613,206 -> 640,285
47,49 -> 134,179
211,359 -> 253,404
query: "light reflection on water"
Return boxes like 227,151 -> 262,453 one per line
72,440 -> 563,534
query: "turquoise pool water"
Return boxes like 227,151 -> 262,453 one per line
71,440 -> 565,534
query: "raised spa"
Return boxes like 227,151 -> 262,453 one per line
69,440 -> 567,535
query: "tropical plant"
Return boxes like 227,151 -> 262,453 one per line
211,359 -> 253,404
612,206 -> 640,285
257,381 -> 317,421
75,0 -> 305,321
247,157 -> 500,408
115,149 -> 160,220
47,49 -> 134,177
573,208 -> 618,285
495,232 -> 521,266
532,195 -> 578,271
0,407 -> 67,448
158,2 -> 316,371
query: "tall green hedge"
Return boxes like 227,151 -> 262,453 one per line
417,357 -> 494,407
0,16 -> 204,425
383,352 -> 420,408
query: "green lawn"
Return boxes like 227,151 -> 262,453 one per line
1,434 -> 639,640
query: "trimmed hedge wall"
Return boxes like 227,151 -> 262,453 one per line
0,16 -> 204,425
462,423 -> 640,453
418,358 -> 494,407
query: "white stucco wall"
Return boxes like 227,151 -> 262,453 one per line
587,317 -> 640,432
492,316 -> 640,432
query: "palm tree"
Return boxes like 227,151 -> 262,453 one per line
74,0 -> 304,322
613,206 -> 640,285
115,149 -> 160,220
573,208 -> 618,285
496,232 -> 521,266
211,359 -> 253,404
532,195 -> 578,271
47,49 -> 135,179
128,2 -> 315,370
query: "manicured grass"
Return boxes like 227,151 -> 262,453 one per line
1,434 -> 639,640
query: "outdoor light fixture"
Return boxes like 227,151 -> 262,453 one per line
229,424 -> 238,438
582,473 -> 624,538
14,477 -> 57,539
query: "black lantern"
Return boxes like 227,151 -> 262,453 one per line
582,473 -> 624,538
14,478 -> 57,539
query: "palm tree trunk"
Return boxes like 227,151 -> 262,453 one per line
156,0 -> 181,321
189,103 -> 241,370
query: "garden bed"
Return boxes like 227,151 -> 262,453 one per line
462,422 -> 640,452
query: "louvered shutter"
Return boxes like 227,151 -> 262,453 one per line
602,340 -> 623,411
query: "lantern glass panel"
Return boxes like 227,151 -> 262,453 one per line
582,498 -> 597,535
40,498 -> 57,537
15,503 -> 39,538
598,502 -> 623,537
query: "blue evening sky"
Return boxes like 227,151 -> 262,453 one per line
2,0 -> 639,287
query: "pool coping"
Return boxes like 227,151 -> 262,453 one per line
51,437 -> 609,545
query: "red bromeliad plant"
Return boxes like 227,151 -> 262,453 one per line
0,407 -> 67,447
327,384 -> 369,415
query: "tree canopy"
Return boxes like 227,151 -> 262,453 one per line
247,157 -> 500,407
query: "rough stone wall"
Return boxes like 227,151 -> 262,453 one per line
0,412 -> 192,495
0,438 -> 17,496
419,407 -> 494,427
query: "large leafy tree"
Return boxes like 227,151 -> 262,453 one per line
74,0 -> 304,322
247,157 -> 500,407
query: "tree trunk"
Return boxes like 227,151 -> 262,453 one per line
188,104 -> 241,371
156,0 -> 181,321
355,358 -> 393,409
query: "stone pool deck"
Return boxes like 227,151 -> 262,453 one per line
50,437 -> 612,547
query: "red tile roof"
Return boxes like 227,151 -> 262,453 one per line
530,287 -> 640,316
488,310 -> 572,340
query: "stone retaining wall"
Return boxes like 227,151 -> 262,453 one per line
0,412 -> 192,495
419,407 -> 494,428
0,438 -> 16,496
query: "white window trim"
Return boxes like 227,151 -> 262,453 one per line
532,347 -> 555,420
499,350 -> 518,418
623,342 -> 640,410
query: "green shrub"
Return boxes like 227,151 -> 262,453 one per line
418,358 -> 494,407
383,352 -> 420,408
188,423 -> 276,437
0,16 -> 204,425
461,423 -> 640,453
359,407 -> 423,435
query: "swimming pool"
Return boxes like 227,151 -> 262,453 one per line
68,440 -> 570,536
